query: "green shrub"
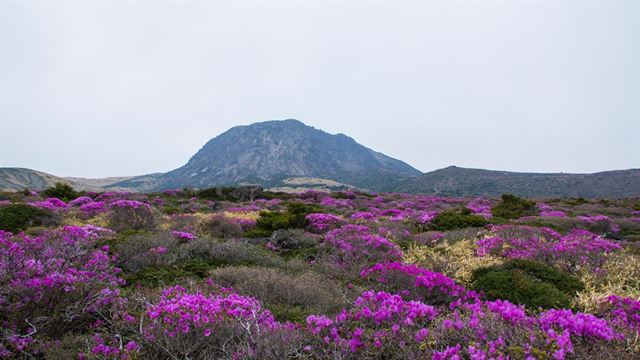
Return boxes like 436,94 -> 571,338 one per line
471,259 -> 583,309
0,204 -> 58,232
198,186 -> 236,201
491,194 -> 538,219
162,205 -> 182,215
246,202 -> 323,237
41,182 -> 80,201
427,208 -> 488,231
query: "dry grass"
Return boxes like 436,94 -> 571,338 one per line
404,239 -> 504,285
573,250 -> 640,312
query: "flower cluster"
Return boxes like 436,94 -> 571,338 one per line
305,213 -> 343,232
476,227 -> 621,270
27,197 -> 67,210
324,225 -> 403,266
467,198 -> 493,218
109,199 -> 151,209
171,230 -> 197,242
536,202 -> 567,217
87,334 -> 140,359
0,226 -> 123,356
79,200 -> 108,217
68,196 -> 94,207
144,285 -> 279,339
539,308 -> 618,341
361,262 -> 479,305
306,290 -> 438,355
601,295 -> 640,334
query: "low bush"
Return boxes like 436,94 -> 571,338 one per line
123,238 -> 289,287
246,202 -> 323,237
471,259 -> 583,309
209,266 -> 351,322
178,238 -> 285,269
269,229 -> 318,250
492,194 -> 538,219
0,204 -> 58,232
113,231 -> 178,274
427,208 -> 489,231
108,200 -> 156,231
196,213 -> 243,238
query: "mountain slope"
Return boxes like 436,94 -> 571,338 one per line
396,166 -> 640,198
153,119 -> 421,190
0,168 -> 66,192
0,167 -> 153,192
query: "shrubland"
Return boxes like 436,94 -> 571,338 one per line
0,187 -> 638,359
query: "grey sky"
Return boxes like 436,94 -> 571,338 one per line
1,0 -> 638,178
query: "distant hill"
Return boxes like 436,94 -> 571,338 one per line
0,167 -> 149,192
2,120 -> 638,198
396,166 -> 640,198
150,119 -> 421,191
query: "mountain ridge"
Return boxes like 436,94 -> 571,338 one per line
1,120 -> 638,197
395,166 -> 640,198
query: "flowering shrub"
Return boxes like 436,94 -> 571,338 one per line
27,197 -> 68,210
427,299 -> 621,359
361,262 -> 479,305
79,201 -> 108,217
141,284 -> 296,358
85,334 -> 140,359
171,230 -> 197,242
350,211 -> 377,222
467,198 -> 493,218
537,202 -> 567,217
68,196 -> 94,207
306,290 -> 438,357
0,226 -> 123,356
476,228 -> 621,271
600,295 -> 640,334
539,308 -> 618,341
305,213 -> 343,233
324,225 -> 403,268
417,211 -> 438,224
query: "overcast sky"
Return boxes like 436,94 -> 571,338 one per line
1,0 -> 638,178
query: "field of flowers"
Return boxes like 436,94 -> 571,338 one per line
1,184 -> 639,359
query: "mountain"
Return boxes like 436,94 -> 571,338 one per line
396,166 -> 640,198
2,120 -> 638,198
150,119 -> 422,191
0,168 -> 67,192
